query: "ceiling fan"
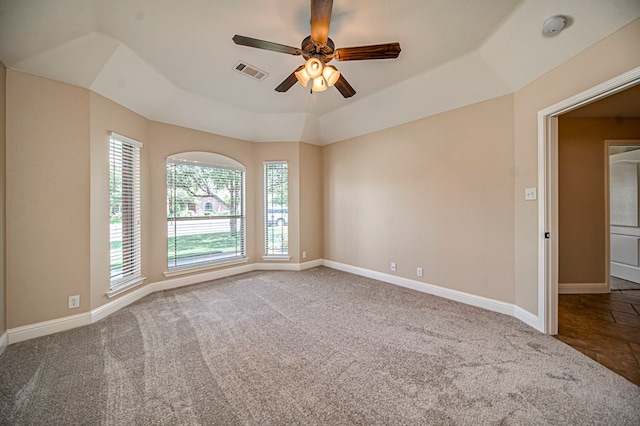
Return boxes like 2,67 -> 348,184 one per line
232,0 -> 401,98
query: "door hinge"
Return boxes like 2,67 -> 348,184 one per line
544,232 -> 550,239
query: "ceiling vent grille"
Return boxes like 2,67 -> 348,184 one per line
234,61 -> 268,81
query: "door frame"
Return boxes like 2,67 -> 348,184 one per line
538,66 -> 640,335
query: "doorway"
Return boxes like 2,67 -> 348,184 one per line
549,82 -> 640,385
539,66 -> 640,335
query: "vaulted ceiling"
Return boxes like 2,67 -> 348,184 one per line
1,0 -> 638,144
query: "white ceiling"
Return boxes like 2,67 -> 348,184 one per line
1,0 -> 638,144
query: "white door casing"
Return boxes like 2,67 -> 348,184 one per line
538,66 -> 640,335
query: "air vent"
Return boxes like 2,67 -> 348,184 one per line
234,61 -> 268,81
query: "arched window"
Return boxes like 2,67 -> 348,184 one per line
166,152 -> 246,271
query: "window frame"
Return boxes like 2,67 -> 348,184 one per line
165,152 -> 247,276
264,161 -> 290,260
108,132 -> 144,296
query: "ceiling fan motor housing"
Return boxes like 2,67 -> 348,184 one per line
301,35 -> 335,62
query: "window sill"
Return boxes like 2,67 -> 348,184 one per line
262,255 -> 291,261
107,276 -> 146,299
163,257 -> 249,278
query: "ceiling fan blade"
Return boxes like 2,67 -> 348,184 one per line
233,35 -> 301,56
275,66 -> 304,92
310,0 -> 333,44
334,74 -> 356,98
334,42 -> 401,61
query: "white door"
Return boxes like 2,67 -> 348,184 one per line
610,145 -> 640,284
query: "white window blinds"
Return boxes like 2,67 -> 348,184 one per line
109,133 -> 142,289
166,153 -> 246,269
265,162 -> 288,255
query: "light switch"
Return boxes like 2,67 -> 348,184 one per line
525,188 -> 537,201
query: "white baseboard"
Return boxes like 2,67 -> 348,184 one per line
92,284 -> 154,324
611,262 -> 640,284
299,259 -> 324,270
5,260 -> 323,345
94,263 -> 257,324
254,259 -> 324,271
5,258 -> 544,346
514,306 -> 543,332
324,260 -> 542,332
152,263 -> 255,292
255,262 -> 303,271
8,311 -> 92,345
558,282 -> 609,294
0,331 -> 8,356
324,260 -> 515,316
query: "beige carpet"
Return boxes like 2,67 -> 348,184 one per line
1,267 -> 639,425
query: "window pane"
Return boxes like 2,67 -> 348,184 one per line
167,159 -> 246,269
265,162 -> 288,255
109,136 -> 142,288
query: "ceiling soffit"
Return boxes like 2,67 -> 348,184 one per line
0,0 -> 638,144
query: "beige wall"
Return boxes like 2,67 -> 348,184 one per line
6,71 -> 90,328
0,61 -> 6,335
2,18 -> 639,333
89,92 -> 149,309
558,118 -> 640,284
323,95 -> 515,302
513,18 -> 640,314
299,143 -> 323,262
3,73 -> 314,329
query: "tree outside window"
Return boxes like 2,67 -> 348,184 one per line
265,162 -> 288,255
166,154 -> 246,269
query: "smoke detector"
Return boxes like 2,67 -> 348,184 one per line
543,15 -> 567,36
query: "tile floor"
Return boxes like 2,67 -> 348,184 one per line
556,279 -> 640,386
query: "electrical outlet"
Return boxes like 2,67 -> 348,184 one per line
302,251 -> 307,259
417,267 -> 423,277
391,262 -> 397,272
68,295 -> 80,309
525,187 -> 537,201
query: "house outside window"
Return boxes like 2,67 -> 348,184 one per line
166,152 -> 246,272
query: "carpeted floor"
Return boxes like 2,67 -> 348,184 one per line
0,267 -> 639,425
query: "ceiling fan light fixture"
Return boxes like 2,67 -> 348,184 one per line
232,0 -> 401,98
322,65 -> 340,87
305,57 -> 324,79
295,67 -> 311,87
312,77 -> 327,92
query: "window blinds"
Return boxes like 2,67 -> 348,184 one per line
109,133 -> 142,289
265,162 -> 288,255
166,159 -> 246,269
